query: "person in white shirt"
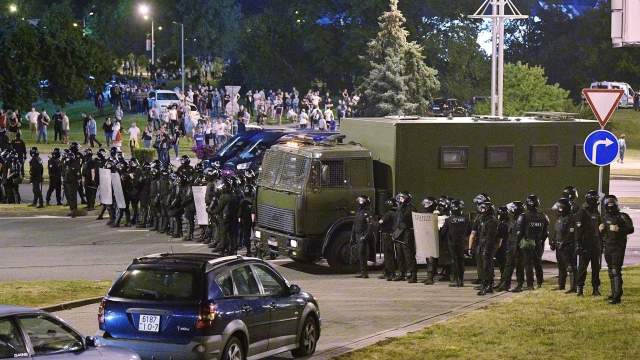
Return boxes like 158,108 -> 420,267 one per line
215,118 -> 228,149
299,109 -> 309,129
128,122 -> 141,152
318,116 -> 327,131
287,108 -> 298,123
618,134 -> 627,163
61,112 -> 70,144
115,105 -> 124,122
26,107 -> 39,139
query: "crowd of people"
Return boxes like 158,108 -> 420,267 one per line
352,187 -> 633,305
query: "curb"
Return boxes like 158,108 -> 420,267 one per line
611,175 -> 640,181
41,297 -> 102,313
310,291 -> 514,360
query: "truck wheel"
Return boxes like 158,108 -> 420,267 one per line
326,230 -> 358,273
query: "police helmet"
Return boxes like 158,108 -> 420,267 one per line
96,148 -> 106,160
436,196 -> 451,215
110,147 -> 118,157
585,190 -> 600,206
180,155 -> 191,166
506,201 -> 524,217
129,158 -> 140,169
497,206 -> 509,221
525,194 -> 540,210
552,197 -> 571,214
562,186 -> 579,201
473,193 -> 491,206
29,147 -> 39,157
83,148 -> 93,157
602,195 -> 619,214
385,198 -> 398,210
69,142 -> 80,153
450,199 -> 465,215
395,191 -> 412,204
356,195 -> 371,208
422,197 -> 437,212
52,148 -> 61,158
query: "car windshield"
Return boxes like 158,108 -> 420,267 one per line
157,92 -> 179,101
258,150 -> 309,193
218,136 -> 253,157
109,269 -> 198,301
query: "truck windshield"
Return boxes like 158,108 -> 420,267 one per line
258,150 -> 309,193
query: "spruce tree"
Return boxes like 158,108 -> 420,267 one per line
359,0 -> 440,116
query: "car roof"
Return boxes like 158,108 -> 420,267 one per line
0,305 -> 43,317
130,253 -> 262,273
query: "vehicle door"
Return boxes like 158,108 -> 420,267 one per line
252,264 -> 302,350
230,265 -> 271,357
306,159 -> 352,233
0,317 -> 29,359
16,314 -> 89,359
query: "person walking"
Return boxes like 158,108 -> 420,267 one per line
142,124 -> 153,149
81,113 -> 90,145
618,134 -> 627,163
28,147 -> 44,208
103,118 -> 113,147
61,112 -> 70,144
87,116 -> 102,148
36,109 -> 50,144
128,122 -> 141,153
26,107 -> 39,140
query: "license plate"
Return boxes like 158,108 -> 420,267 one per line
268,238 -> 278,247
138,315 -> 160,332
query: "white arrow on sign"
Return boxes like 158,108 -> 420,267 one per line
582,89 -> 624,128
591,137 -> 615,163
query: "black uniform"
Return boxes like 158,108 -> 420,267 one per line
182,178 -> 196,241
378,208 -> 397,280
29,155 -> 44,207
601,209 -> 634,303
442,214 -> 471,287
63,155 -> 82,216
352,207 -> 373,277
214,189 -> 238,254
393,203 -> 417,282
472,213 -> 499,293
137,166 -> 152,228
82,156 -> 98,210
551,213 -> 577,292
238,193 -> 254,255
498,217 -> 525,292
575,205 -> 602,294
46,156 -> 63,205
516,210 -> 549,288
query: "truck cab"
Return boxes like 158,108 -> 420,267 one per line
254,136 -> 375,270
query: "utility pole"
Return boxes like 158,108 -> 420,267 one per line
173,22 -> 185,93
469,0 -> 527,117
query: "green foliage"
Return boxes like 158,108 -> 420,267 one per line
358,0 -> 440,116
0,21 -> 42,110
475,62 -> 574,116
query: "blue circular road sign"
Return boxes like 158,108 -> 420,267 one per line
583,129 -> 619,167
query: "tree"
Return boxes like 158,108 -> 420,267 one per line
475,62 -> 574,116
358,0 -> 439,116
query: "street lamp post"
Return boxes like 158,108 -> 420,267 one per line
138,4 -> 155,68
173,21 -> 185,94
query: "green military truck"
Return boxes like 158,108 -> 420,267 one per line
254,116 -> 608,271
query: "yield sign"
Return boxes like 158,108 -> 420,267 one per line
582,88 -> 624,128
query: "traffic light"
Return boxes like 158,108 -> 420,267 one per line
612,0 -> 640,47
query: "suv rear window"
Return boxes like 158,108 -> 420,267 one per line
109,269 -> 197,301
157,92 -> 179,101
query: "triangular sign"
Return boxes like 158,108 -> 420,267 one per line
582,89 -> 624,128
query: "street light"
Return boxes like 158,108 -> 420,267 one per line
172,21 -> 185,94
138,3 -> 154,66
8,4 -> 17,13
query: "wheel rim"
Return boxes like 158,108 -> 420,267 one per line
303,321 -> 317,353
227,343 -> 242,360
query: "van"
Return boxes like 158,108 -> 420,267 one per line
588,81 -> 636,107
148,90 -> 181,110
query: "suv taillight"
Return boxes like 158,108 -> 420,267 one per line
195,303 -> 217,330
98,298 -> 106,325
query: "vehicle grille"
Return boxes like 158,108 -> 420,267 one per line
257,204 -> 295,234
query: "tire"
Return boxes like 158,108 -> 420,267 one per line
291,316 -> 319,358
325,230 -> 358,273
222,336 -> 245,360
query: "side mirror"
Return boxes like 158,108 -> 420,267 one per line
289,284 -> 301,295
85,336 -> 96,348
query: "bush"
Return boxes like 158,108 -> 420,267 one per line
132,148 -> 155,162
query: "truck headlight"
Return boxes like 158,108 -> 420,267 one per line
254,230 -> 261,239
290,239 -> 298,248
237,162 -> 251,170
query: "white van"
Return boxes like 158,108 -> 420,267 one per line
148,90 -> 181,110
589,81 -> 636,108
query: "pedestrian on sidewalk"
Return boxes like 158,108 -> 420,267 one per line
26,107 -> 39,140
618,134 -> 626,163
87,116 -> 102,148
128,122 -> 140,153
36,109 -> 50,144
61,112 -> 70,144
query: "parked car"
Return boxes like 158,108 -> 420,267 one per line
223,129 -> 295,173
207,129 -> 263,167
148,90 -> 181,110
96,253 -> 320,360
0,305 -> 140,359
430,98 -> 469,117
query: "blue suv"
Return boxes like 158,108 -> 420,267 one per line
96,254 -> 320,360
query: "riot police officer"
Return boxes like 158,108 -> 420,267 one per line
238,184 -> 255,255
352,195 -> 373,278
157,164 -> 172,233
113,160 -> 131,227
496,201 -> 526,292
378,198 -> 397,281
495,206 -> 510,278
435,196 -> 451,282
28,147 -> 44,208
126,159 -> 141,226
550,197 -> 577,293
575,190 -> 602,296
471,193 -> 491,284
136,161 -> 152,228
214,177 -> 238,254
600,195 -> 634,304
63,150 -> 82,217
181,170 -> 197,241
201,167 -> 219,244
167,172 -> 183,237
81,149 -> 98,211
516,194 -> 549,290
69,142 -> 87,205
392,191 -> 417,283
469,201 -> 498,295
442,199 -> 471,287
562,186 -> 579,214
422,196 -> 438,285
